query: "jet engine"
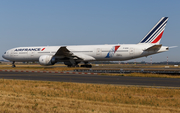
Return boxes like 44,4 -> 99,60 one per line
39,55 -> 56,66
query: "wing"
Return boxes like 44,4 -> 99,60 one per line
54,46 -> 95,61
55,46 -> 73,57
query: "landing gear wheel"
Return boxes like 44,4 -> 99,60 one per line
81,65 -> 92,68
12,61 -> 16,68
64,61 -> 80,68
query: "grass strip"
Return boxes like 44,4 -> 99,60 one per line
0,79 -> 180,113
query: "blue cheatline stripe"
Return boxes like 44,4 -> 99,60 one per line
145,21 -> 167,43
105,53 -> 110,58
140,17 -> 168,43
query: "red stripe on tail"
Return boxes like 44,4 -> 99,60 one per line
152,31 -> 164,43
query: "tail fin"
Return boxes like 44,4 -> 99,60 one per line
139,17 -> 168,44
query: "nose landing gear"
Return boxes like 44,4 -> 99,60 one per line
12,61 -> 16,68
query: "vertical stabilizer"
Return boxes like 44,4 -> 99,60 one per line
139,17 -> 168,44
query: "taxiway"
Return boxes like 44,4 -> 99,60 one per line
0,71 -> 180,87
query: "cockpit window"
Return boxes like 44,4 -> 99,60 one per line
4,52 -> 6,54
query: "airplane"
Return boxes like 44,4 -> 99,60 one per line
2,17 -> 169,68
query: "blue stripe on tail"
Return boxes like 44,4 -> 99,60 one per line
140,17 -> 168,43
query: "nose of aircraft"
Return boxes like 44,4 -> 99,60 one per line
2,54 -> 5,59
2,52 -> 6,59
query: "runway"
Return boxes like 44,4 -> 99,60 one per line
0,71 -> 180,87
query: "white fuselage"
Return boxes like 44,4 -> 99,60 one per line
2,43 -> 168,62
2,17 -> 170,67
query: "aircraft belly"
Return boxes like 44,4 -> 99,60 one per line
11,55 -> 39,62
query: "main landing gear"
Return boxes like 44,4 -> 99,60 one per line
67,64 -> 79,67
64,61 -> 92,68
80,62 -> 92,68
12,61 -> 16,68
80,64 -> 92,68
67,64 -> 92,68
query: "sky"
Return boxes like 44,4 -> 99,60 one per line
0,0 -> 180,62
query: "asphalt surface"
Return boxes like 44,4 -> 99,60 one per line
0,71 -> 180,87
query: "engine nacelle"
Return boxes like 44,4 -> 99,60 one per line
39,55 -> 56,66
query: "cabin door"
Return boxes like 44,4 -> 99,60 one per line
96,48 -> 102,56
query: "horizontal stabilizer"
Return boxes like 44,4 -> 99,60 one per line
144,44 -> 162,51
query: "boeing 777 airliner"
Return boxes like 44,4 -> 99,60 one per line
2,17 -> 169,68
